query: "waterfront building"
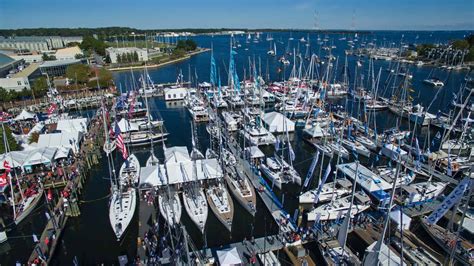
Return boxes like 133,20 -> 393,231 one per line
0,36 -> 83,52
39,59 -> 86,77
105,47 -> 149,63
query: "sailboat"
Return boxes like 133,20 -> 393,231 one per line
105,110 -> 137,241
181,125 -> 209,233
299,180 -> 351,204
119,154 -> 141,187
224,164 -> 257,216
158,189 -> 182,227
306,191 -> 371,221
206,181 -> 234,231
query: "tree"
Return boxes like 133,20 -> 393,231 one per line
116,54 -> 122,63
80,35 -> 108,56
171,48 -> 186,59
185,39 -> 197,51
452,39 -> 469,50
105,54 -> 111,64
32,77 -> 48,97
75,53 -> 85,59
0,87 -> 9,103
0,125 -> 20,153
97,68 -> 113,87
466,34 -> 474,48
65,64 -> 90,84
42,53 -> 56,61
133,51 -> 139,62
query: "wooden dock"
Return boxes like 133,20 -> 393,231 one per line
27,110 -> 105,264
136,191 -> 158,264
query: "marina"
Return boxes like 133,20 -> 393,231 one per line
0,12 -> 473,265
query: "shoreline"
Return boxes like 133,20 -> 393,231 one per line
107,48 -> 211,72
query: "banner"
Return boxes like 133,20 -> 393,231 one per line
426,177 -> 471,225
303,151 -> 320,188
313,163 -> 332,205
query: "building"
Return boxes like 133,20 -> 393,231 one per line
0,62 -> 42,92
164,87 -> 187,101
105,47 -> 149,63
0,36 -> 83,52
54,46 -> 83,61
39,59 -> 86,77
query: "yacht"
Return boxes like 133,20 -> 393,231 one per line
182,185 -> 208,233
299,180 -> 351,205
206,182 -> 234,231
224,165 -> 257,216
341,138 -> 371,157
423,78 -> 444,87
306,192 -> 371,221
119,154 -> 141,187
398,181 -> 447,205
241,125 -> 276,146
227,95 -> 245,108
14,188 -> 44,225
123,131 -> 169,147
109,187 -> 137,241
260,156 -> 302,189
158,190 -> 182,227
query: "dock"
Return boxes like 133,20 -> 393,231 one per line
228,138 -> 296,233
136,190 -> 158,263
27,109 -> 105,264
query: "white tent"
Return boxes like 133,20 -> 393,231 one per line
262,112 -> 295,133
54,147 -> 72,160
139,166 -> 162,188
389,209 -> 412,230
216,247 -> 242,266
37,131 -> 82,152
23,147 -> 57,166
117,119 -> 139,133
0,151 -> 29,169
303,123 -> 328,138
56,118 -> 89,134
14,110 -> 35,121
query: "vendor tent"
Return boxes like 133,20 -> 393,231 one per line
37,131 -> 82,152
14,110 -> 35,121
262,112 -> 295,133
54,147 -> 72,160
56,118 -> 88,134
216,247 -> 242,266
0,151 -> 29,169
23,147 -> 57,167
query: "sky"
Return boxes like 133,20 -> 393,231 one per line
0,0 -> 473,30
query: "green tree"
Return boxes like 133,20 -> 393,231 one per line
105,54 -> 111,64
97,68 -> 113,87
32,76 -> 48,97
42,53 -> 56,61
0,125 -> 20,153
0,87 -> 8,103
452,39 -> 469,50
65,64 -> 91,84
116,54 -> 122,63
466,34 -> 474,48
185,39 -> 197,51
133,51 -> 139,62
171,48 -> 186,59
80,35 -> 108,56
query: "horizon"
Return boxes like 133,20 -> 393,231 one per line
1,0 -> 473,31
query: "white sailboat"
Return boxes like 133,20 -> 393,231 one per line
299,181 -> 351,204
119,154 -> 141,187
109,187 -> 137,240
224,165 -> 257,216
260,156 -> 302,189
182,185 -> 208,233
158,190 -> 182,227
306,192 -> 371,221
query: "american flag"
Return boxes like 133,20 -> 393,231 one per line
114,122 -> 128,159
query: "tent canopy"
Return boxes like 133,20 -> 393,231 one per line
54,147 -> 72,160
165,146 -> 190,164
14,110 -> 35,121
23,147 -> 57,166
56,118 -> 88,134
37,131 -> 82,151
216,247 -> 242,266
263,112 -> 295,133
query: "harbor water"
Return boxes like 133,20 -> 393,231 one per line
0,30 -> 471,264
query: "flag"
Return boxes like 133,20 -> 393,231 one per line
313,162 -> 332,205
210,54 -> 217,86
289,144 -> 295,161
0,172 -> 8,186
47,103 -> 57,115
275,137 -> 281,151
114,122 -> 128,159
337,208 -> 351,247
426,177 -> 471,225
303,151 -> 320,188
3,161 -> 11,172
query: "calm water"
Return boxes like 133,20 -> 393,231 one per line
1,30 -> 471,265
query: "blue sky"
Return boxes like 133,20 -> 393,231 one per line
0,0 -> 473,30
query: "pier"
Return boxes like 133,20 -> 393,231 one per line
27,109 -> 105,264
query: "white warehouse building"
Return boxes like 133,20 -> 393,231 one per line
105,47 -> 149,63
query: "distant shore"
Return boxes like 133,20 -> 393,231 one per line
107,48 -> 210,72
